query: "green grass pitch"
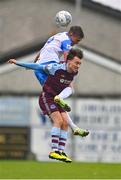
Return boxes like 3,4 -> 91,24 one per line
0,160 -> 121,179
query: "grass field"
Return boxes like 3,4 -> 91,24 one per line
0,160 -> 121,179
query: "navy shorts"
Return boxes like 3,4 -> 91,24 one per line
39,92 -> 65,116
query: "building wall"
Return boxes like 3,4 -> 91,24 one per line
0,0 -> 121,60
0,0 -> 121,94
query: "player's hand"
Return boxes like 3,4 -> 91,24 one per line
8,59 -> 16,64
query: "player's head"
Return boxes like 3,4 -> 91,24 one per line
68,26 -> 84,45
66,48 -> 83,73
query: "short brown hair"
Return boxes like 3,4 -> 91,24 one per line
69,26 -> 84,39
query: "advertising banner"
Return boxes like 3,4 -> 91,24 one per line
30,98 -> 121,162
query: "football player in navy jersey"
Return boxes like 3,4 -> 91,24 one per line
8,48 -> 89,162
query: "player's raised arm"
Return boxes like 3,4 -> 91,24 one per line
34,52 -> 40,63
8,59 -> 63,74
63,51 -> 68,61
8,59 -> 46,71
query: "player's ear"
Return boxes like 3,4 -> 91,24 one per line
69,32 -> 73,37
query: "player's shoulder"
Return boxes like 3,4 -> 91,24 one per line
55,32 -> 69,40
46,62 -> 66,75
52,62 -> 66,70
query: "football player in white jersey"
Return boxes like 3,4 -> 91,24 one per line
34,26 -> 84,86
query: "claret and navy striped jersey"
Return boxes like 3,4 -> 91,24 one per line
43,63 -> 77,97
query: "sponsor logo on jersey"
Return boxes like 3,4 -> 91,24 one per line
60,78 -> 71,84
61,75 -> 65,78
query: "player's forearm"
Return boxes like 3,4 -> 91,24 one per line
15,61 -> 45,70
63,51 -> 68,61
34,52 -> 40,62
58,86 -> 74,99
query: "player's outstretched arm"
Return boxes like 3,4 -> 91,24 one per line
8,59 -> 45,70
34,52 -> 40,63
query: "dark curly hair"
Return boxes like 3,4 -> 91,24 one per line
67,48 -> 83,61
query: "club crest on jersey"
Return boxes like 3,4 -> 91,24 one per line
50,104 -> 56,109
